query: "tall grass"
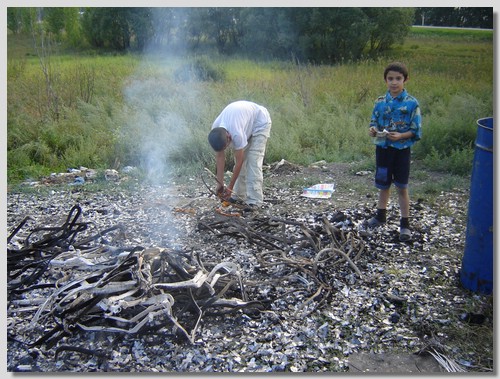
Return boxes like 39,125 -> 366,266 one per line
7,28 -> 493,183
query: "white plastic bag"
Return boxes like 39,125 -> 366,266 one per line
301,183 -> 335,199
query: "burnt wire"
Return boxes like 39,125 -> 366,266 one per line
7,204 -> 123,293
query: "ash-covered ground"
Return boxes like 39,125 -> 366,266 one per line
6,162 -> 493,373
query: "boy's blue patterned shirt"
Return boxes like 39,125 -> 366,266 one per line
370,89 -> 422,149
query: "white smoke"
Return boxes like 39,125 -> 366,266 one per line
121,8 -> 203,186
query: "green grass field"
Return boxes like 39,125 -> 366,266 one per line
7,26 -> 494,184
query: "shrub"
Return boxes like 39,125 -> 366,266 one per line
422,146 -> 474,176
413,93 -> 490,164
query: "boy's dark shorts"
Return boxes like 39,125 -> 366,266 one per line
374,146 -> 411,189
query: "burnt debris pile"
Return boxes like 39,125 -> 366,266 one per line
8,204 -> 367,353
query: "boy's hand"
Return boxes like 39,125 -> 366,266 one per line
388,131 -> 411,141
387,132 -> 398,140
369,127 -> 377,137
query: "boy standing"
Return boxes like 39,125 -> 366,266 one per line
208,100 -> 272,210
367,62 -> 422,241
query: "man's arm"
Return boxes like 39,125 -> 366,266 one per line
227,149 -> 245,192
215,150 -> 226,194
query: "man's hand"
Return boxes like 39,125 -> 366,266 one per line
221,187 -> 232,201
216,183 -> 224,195
217,186 -> 232,201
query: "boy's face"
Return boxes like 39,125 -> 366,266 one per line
385,70 -> 406,97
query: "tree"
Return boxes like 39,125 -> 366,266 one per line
63,8 -> 84,48
239,8 -> 298,59
204,8 -> 241,54
302,7 -> 371,63
45,8 -> 83,48
7,7 -> 39,34
126,8 -> 154,51
81,8 -> 132,51
148,8 -> 178,50
81,8 -> 105,48
104,8 -> 132,50
10,7 -> 422,61
455,7 -> 492,28
44,7 -> 66,38
184,8 -> 212,50
7,8 -> 23,34
415,7 -> 493,28
364,8 -> 415,53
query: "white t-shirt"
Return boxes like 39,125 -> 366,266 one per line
212,100 -> 271,150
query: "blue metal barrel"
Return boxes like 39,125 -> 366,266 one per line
460,117 -> 493,294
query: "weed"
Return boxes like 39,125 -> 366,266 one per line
7,28 -> 493,184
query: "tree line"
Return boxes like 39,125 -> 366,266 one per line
415,7 -> 492,28
7,7 -> 492,64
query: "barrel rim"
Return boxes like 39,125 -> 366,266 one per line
477,116 -> 493,130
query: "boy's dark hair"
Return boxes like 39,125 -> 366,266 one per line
208,127 -> 227,152
384,62 -> 409,81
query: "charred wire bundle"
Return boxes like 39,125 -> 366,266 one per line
7,205 -> 265,351
8,198 -> 368,355
198,212 -> 366,315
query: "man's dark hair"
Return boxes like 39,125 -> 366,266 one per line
384,62 -> 409,81
208,127 -> 227,152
